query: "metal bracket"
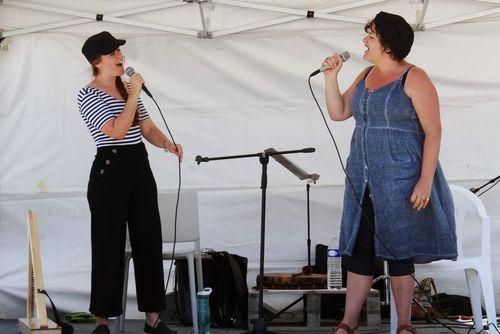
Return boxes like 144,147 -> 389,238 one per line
307,10 -> 314,18
197,31 -> 212,38
96,14 -> 103,21
411,23 -> 425,31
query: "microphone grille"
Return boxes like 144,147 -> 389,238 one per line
125,67 -> 135,77
340,51 -> 350,62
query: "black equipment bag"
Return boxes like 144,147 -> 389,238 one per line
432,293 -> 484,318
175,251 -> 248,328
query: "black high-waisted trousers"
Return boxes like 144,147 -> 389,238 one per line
87,143 -> 164,317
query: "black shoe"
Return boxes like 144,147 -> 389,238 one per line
91,324 -> 110,334
144,321 -> 177,334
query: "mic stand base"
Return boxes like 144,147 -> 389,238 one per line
243,319 -> 279,334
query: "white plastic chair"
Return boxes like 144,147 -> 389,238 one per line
116,191 -> 204,334
390,185 -> 497,333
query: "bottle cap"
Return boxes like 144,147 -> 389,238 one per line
327,249 -> 340,257
197,287 -> 212,297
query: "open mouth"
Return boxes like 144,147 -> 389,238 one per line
116,62 -> 124,68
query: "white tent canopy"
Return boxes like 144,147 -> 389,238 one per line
2,0 -> 500,39
1,0 -> 499,319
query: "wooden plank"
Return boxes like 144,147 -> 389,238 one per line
28,211 -> 49,328
27,229 -> 34,319
19,211 -> 62,333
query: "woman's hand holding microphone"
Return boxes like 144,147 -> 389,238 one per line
128,72 -> 144,97
322,53 -> 345,78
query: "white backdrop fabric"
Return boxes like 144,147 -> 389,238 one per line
1,20 -> 500,318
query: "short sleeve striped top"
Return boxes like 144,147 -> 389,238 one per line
77,86 -> 150,147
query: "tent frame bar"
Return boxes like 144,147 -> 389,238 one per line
198,0 -> 212,38
1,0 -> 500,40
414,0 -> 430,30
472,0 -> 500,4
212,0 -> 388,37
1,0 -> 198,38
426,6 -> 500,29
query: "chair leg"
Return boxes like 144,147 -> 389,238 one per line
479,267 -> 498,332
195,252 -> 204,290
187,253 -> 199,334
465,268 -> 483,332
390,286 -> 397,334
114,255 -> 132,334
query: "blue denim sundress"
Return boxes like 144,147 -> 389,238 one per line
339,66 -> 458,264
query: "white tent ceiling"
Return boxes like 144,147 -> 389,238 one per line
2,0 -> 500,40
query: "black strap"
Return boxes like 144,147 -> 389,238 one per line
215,253 -> 226,324
401,65 -> 415,87
224,253 -> 248,317
363,66 -> 374,80
37,289 -> 74,334
364,65 -> 414,87
37,289 -> 63,325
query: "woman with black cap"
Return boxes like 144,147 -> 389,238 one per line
322,12 -> 457,334
78,31 -> 181,334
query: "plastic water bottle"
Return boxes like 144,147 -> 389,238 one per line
197,287 -> 212,334
327,237 -> 342,289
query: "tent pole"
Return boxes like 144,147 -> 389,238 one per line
425,6 -> 500,29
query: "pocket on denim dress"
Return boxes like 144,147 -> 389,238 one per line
387,132 -> 418,166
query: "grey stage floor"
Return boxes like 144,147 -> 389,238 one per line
0,319 -> 480,334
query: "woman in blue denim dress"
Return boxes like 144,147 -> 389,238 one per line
323,12 -> 457,334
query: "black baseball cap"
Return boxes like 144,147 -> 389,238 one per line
81,31 -> 126,63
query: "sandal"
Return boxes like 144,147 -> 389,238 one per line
397,324 -> 416,334
334,323 -> 358,334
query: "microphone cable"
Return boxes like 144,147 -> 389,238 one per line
307,73 -> 465,334
123,71 -> 181,329
148,93 -> 182,330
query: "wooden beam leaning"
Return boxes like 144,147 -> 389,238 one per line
18,211 -> 61,334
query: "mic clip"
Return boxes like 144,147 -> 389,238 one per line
195,155 -> 207,165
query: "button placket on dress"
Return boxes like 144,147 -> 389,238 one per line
362,92 -> 371,184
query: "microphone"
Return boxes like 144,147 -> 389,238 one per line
310,51 -> 350,77
125,67 -> 153,98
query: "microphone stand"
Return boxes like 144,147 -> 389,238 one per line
259,148 -> 320,324
469,174 -> 500,195
195,147 -> 315,334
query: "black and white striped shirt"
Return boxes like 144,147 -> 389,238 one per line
77,86 -> 150,147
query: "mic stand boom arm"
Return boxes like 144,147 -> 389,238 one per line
470,174 -> 500,194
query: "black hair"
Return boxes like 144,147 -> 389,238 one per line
365,11 -> 414,61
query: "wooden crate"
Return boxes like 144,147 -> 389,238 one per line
248,288 -> 380,331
